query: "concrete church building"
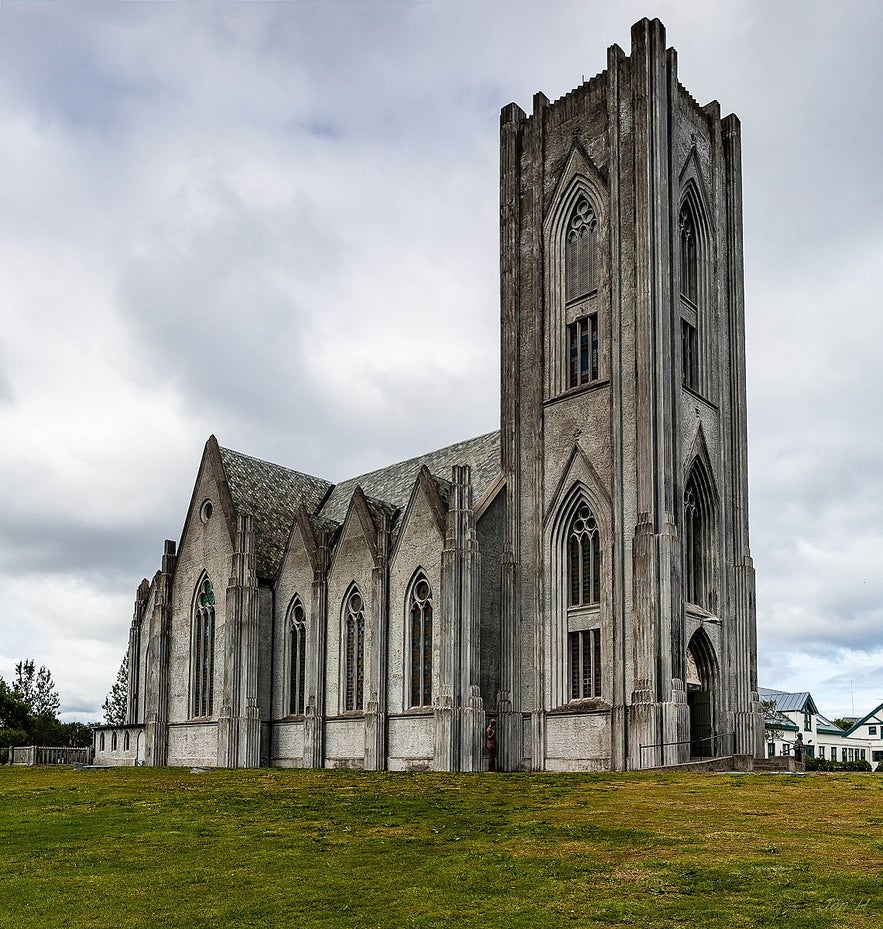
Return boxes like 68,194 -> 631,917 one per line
94,18 -> 764,772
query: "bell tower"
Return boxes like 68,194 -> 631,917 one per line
498,18 -> 763,771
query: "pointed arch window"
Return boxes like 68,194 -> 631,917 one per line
565,197 -> 599,302
683,466 -> 715,612
344,589 -> 365,712
568,503 -> 601,608
288,597 -> 307,716
408,574 -> 433,708
679,204 -> 698,305
192,576 -> 215,718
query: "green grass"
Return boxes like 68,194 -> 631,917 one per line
0,768 -> 881,928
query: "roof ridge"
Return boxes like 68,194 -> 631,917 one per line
337,429 -> 500,487
218,443 -> 331,486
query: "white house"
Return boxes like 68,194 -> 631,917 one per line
760,688 -> 877,765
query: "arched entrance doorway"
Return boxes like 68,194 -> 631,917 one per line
685,628 -> 718,759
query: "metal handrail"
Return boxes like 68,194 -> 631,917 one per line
638,730 -> 736,769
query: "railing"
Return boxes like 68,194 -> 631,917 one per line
9,746 -> 92,766
638,731 -> 736,769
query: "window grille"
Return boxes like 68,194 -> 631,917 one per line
569,628 -> 601,700
409,575 -> 433,708
344,590 -> 365,712
679,204 -> 698,305
192,577 -> 215,718
289,598 -> 306,715
565,197 -> 598,302
568,314 -> 598,388
568,504 -> 601,608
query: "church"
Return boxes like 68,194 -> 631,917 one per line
93,18 -> 764,772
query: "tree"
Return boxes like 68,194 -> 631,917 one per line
760,699 -> 783,744
102,652 -> 129,726
12,660 -> 61,718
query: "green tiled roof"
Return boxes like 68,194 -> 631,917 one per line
218,446 -> 332,580
318,431 -> 501,526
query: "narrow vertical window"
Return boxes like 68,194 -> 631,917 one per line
409,575 -> 433,707
192,576 -> 215,718
682,320 -> 697,390
344,589 -> 365,712
568,504 -> 601,607
289,598 -> 306,716
683,464 -> 715,612
569,629 -> 601,699
567,314 -> 598,388
679,205 -> 698,305
566,198 -> 598,302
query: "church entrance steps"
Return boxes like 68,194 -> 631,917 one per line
641,754 -> 805,773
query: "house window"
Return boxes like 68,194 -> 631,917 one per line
860,749 -> 866,761
804,710 -> 812,732
565,197 -> 598,302
767,742 -> 776,759
569,628 -> 601,700
830,746 -> 837,761
782,743 -> 790,756
192,576 -> 215,718
568,504 -> 601,608
872,750 -> 883,762
344,589 -> 365,712
568,315 -> 599,388
682,320 -> 697,391
289,598 -> 306,716
818,746 -> 825,759
409,574 -> 433,708
869,726 -> 877,736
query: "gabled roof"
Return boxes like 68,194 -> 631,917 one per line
218,445 -> 332,580
318,431 -> 501,526
758,687 -> 818,715
761,699 -> 799,732
843,701 -> 883,736
815,712 -> 847,736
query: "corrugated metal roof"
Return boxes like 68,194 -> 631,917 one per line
758,687 -> 813,713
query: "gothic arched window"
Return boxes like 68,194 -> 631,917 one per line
565,197 -> 598,302
192,576 -> 215,718
288,597 -> 306,716
344,588 -> 365,712
679,198 -> 703,391
683,465 -> 715,612
124,731 -> 130,751
408,574 -> 433,708
568,503 -> 601,608
679,204 -> 698,305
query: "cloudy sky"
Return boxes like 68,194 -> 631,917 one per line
1,0 -> 881,723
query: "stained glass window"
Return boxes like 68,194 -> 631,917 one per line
289,598 -> 306,716
344,589 -> 365,712
192,576 -> 215,717
568,504 -> 601,608
409,575 -> 433,707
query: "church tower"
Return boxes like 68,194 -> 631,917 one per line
499,18 -> 764,770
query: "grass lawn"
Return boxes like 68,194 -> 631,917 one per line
0,767 -> 881,928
